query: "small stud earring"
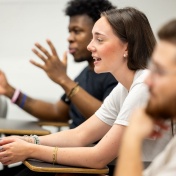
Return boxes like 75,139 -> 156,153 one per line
123,54 -> 127,58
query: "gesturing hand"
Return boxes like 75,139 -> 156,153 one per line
0,70 -> 10,96
30,39 -> 68,85
127,108 -> 169,140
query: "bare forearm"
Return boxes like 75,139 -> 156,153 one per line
39,115 -> 112,148
60,78 -> 102,118
115,132 -> 143,176
30,143 -> 109,169
55,146 -> 107,168
71,88 -> 102,118
37,121 -> 123,168
31,130 -> 118,168
17,97 -> 69,121
4,85 -> 69,121
39,129 -> 85,147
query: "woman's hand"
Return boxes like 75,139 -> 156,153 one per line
0,136 -> 31,165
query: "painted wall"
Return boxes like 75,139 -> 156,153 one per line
0,0 -> 176,120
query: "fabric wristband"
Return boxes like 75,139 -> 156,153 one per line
11,89 -> 20,103
19,94 -> 27,108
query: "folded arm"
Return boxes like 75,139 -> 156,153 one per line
0,115 -> 126,168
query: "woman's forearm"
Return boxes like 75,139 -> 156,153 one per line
39,129 -> 85,147
30,144 -> 109,169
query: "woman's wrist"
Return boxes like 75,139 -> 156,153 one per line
22,135 -> 40,145
22,135 -> 34,143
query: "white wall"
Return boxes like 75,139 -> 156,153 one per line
0,0 -> 176,121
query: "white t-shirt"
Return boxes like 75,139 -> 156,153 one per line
95,69 -> 172,161
95,69 -> 149,126
143,136 -> 176,176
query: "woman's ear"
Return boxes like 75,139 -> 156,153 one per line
123,46 -> 128,58
123,53 -> 128,58
124,43 -> 128,57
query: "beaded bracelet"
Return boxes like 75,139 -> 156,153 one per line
30,135 -> 40,145
23,135 -> 40,145
52,147 -> 58,165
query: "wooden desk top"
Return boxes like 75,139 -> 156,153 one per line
38,121 -> 69,127
24,159 -> 109,174
0,118 -> 50,135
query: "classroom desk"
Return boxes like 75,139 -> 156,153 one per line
38,121 -> 69,131
0,118 -> 50,135
38,121 -> 69,127
24,159 -> 109,174
38,121 -> 69,128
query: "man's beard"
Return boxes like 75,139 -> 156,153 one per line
145,94 -> 176,121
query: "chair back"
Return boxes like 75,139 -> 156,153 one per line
0,96 -> 8,117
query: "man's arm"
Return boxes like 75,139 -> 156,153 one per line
65,84 -> 102,118
0,67 -> 102,121
115,125 -> 144,176
115,108 -> 157,176
30,39 -> 109,118
0,39 -> 115,121
0,70 -> 70,121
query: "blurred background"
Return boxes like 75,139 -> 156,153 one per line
0,0 -> 176,121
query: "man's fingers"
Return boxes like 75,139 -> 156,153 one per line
30,60 -> 45,70
46,39 -> 58,57
62,51 -> 68,67
34,42 -> 51,58
154,121 -> 170,130
32,48 -> 47,63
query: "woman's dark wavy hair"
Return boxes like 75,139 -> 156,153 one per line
65,0 -> 116,23
102,7 -> 156,70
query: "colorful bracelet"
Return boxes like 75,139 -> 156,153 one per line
52,147 -> 58,165
23,135 -> 40,145
19,94 -> 27,108
31,135 -> 40,145
11,89 -> 20,103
